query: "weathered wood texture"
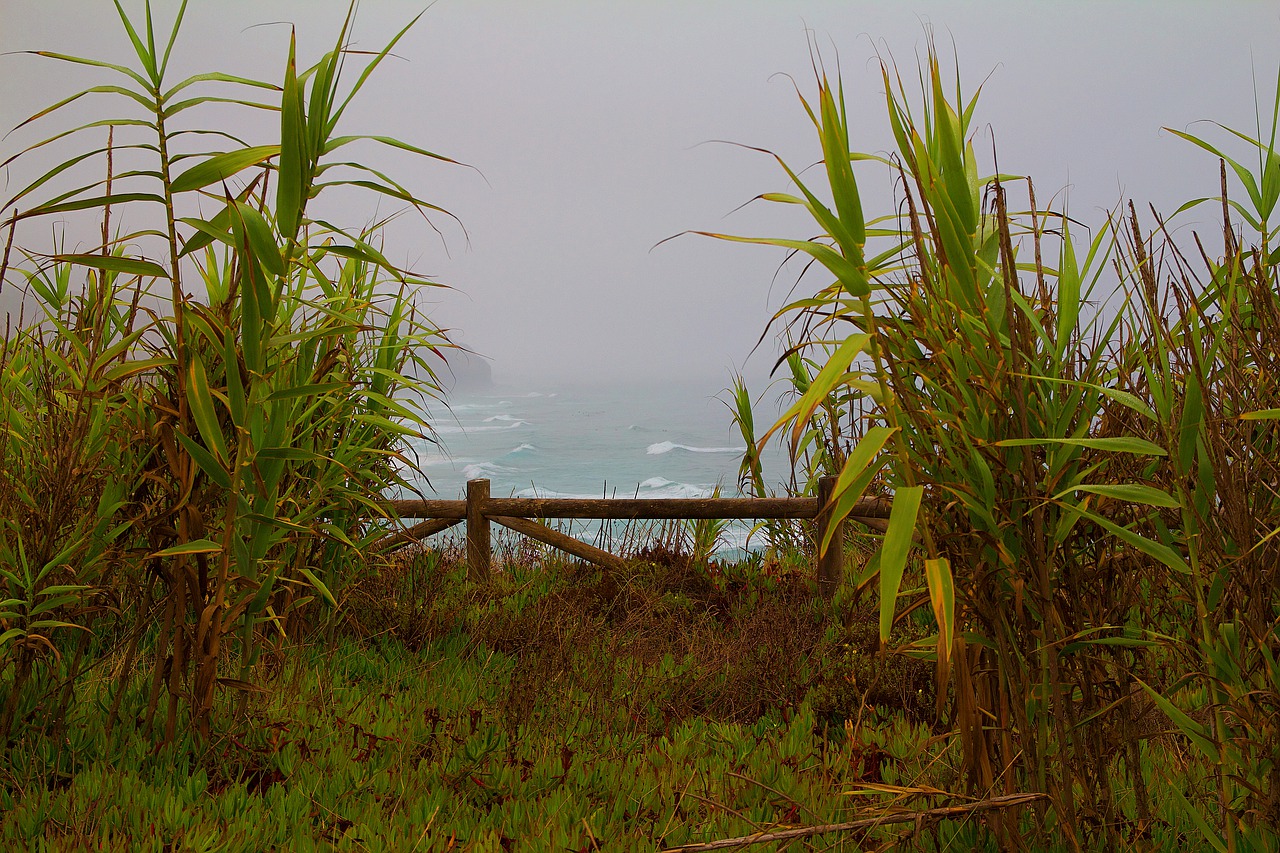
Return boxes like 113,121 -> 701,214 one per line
466,478 -> 491,582
816,475 -> 842,599
388,499 -> 466,519
387,494 -> 892,521
378,478 -> 894,595
490,515 -> 629,573
373,517 -> 462,552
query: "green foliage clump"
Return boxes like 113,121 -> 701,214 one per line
720,37 -> 1280,853
0,1 -> 456,745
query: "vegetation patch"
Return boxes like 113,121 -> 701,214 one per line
2,2 -> 1278,850
1,548 -> 969,851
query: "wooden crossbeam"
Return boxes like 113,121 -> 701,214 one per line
490,515 -> 628,573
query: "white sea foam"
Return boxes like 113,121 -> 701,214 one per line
638,476 -> 675,489
509,479 -> 717,500
432,420 -> 527,435
447,401 -> 511,411
511,477 -> 713,499
402,382 -> 792,524
512,486 -> 600,500
640,480 -> 715,498
646,441 -> 745,456
462,461 -> 514,480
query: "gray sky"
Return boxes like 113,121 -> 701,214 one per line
2,1 -> 1278,387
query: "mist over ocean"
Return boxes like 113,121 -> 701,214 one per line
401,379 -> 795,552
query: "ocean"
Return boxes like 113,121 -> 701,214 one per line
399,378 -> 796,553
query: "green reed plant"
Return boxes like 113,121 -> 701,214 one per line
725,373 -> 805,555
0,251 -> 151,741
1,0 -> 457,744
707,42 -> 1280,850
1106,87 -> 1280,843
726,355 -> 865,561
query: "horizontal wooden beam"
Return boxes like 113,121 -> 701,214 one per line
490,515 -> 628,573
383,494 -> 893,522
373,517 -> 463,552
387,499 -> 466,519
484,496 -> 822,519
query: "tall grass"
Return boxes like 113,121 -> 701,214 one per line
717,44 -> 1280,851
0,1 -> 455,744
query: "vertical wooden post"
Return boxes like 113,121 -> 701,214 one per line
816,475 -> 843,599
467,478 -> 491,583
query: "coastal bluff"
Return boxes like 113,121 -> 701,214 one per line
419,343 -> 493,392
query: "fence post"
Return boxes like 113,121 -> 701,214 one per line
467,478 -> 491,583
816,475 -> 843,599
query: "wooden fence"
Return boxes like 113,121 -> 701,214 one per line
377,477 -> 893,597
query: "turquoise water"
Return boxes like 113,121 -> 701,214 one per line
400,378 -> 796,552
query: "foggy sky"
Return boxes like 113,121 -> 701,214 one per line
2,1 -> 1278,388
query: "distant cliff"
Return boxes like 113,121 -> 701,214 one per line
417,343 -> 493,393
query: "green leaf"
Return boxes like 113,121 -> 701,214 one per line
1133,677 -> 1218,763
231,200 -> 284,277
924,557 -> 954,667
692,231 -> 871,298
49,253 -> 168,278
109,0 -> 158,83
19,192 -> 166,220
1241,408 -> 1280,420
255,447 -> 323,462
170,145 -> 279,194
1071,507 -> 1190,575
149,539 -> 223,559
16,51 -> 149,94
277,31 -> 308,243
298,567 -> 337,608
879,485 -> 923,643
173,431 -> 231,489
1021,374 -> 1156,422
994,436 -> 1167,456
1052,483 -> 1179,509
265,382 -> 347,402
1177,375 -> 1204,476
819,425 -> 895,554
0,628 -> 28,647
35,584 -> 90,597
185,353 -> 229,467
762,334 -> 870,453
177,206 -> 235,257
1166,127 -> 1264,214
324,134 -> 461,167
29,593 -> 86,617
162,71 -> 278,103
104,356 -> 173,383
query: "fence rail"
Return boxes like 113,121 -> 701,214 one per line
377,477 -> 894,597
